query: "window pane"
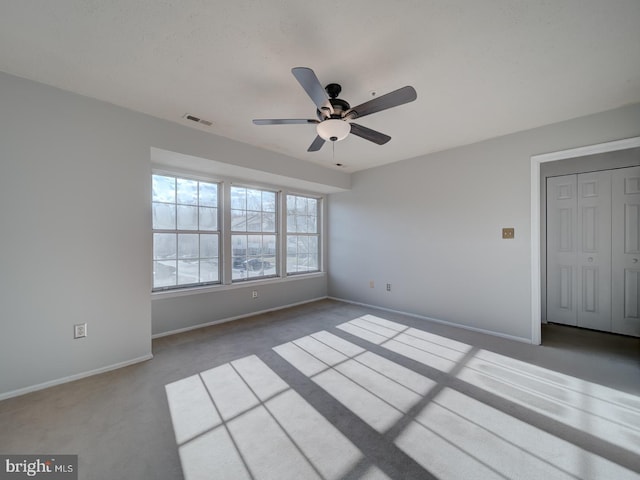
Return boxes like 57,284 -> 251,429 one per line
287,236 -> 297,255
154,260 -> 176,288
263,212 -> 276,232
308,252 -> 318,270
307,198 -> 317,215
232,235 -> 247,280
177,178 -> 198,205
247,188 -> 261,211
200,234 -> 218,259
296,215 -> 308,233
231,235 -> 247,258
297,235 -> 310,254
298,197 -> 310,215
153,203 -> 176,230
154,233 -> 176,260
297,196 -> 307,215
308,236 -> 318,255
199,182 -> 218,207
231,209 -> 247,231
152,175 -> 175,203
247,211 -> 262,232
231,187 -> 246,209
264,235 -> 276,255
262,191 -> 276,212
177,205 -> 198,230
247,236 -> 261,256
199,207 -> 217,231
178,234 -> 198,259
177,260 -> 198,285
307,215 -> 318,234
200,260 -> 218,283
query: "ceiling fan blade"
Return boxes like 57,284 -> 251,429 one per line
291,67 -> 333,113
350,123 -> 391,145
349,86 -> 417,119
307,135 -> 326,152
253,119 -> 318,125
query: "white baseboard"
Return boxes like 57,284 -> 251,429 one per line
0,353 -> 154,402
329,297 -> 533,344
152,296 -> 329,339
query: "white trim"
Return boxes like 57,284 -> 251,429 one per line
0,354 -> 154,401
151,296 -> 328,338
530,136 -> 640,345
328,297 -> 532,344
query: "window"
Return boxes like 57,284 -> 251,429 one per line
152,174 -> 220,290
152,172 -> 323,292
231,186 -> 278,281
286,194 -> 320,274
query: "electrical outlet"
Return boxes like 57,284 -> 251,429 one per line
74,323 -> 87,339
252,290 -> 258,299
386,283 -> 392,292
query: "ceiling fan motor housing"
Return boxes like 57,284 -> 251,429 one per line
317,96 -> 351,121
316,84 -> 353,141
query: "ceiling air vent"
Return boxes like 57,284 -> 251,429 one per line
183,113 -> 213,127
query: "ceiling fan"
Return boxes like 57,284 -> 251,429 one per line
253,67 -> 417,152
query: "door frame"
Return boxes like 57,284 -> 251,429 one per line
530,136 -> 640,344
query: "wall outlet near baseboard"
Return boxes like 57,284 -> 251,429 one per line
386,283 -> 392,292
252,290 -> 258,299
74,323 -> 87,339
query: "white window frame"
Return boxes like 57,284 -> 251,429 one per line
229,184 -> 280,283
151,169 -> 325,295
286,193 -> 322,275
152,172 -> 222,291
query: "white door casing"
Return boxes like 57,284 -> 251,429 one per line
531,137 -> 640,345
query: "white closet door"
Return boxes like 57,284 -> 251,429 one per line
612,166 -> 640,336
576,171 -> 611,331
546,175 -> 578,326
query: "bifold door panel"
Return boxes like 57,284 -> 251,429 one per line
547,175 -> 578,326
612,166 -> 640,336
576,172 -> 612,331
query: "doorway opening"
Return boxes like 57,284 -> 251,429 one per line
530,137 -> 640,345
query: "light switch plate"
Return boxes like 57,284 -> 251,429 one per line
502,228 -> 515,239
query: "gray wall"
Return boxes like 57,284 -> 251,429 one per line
152,275 -> 327,335
327,104 -> 640,341
0,72 -> 347,398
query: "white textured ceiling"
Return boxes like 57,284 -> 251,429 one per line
1,1 -> 639,173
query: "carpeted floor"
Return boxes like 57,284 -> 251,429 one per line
1,299 -> 639,479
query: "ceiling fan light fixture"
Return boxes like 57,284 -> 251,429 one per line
316,119 -> 350,142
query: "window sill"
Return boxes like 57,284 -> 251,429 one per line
151,271 -> 326,300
